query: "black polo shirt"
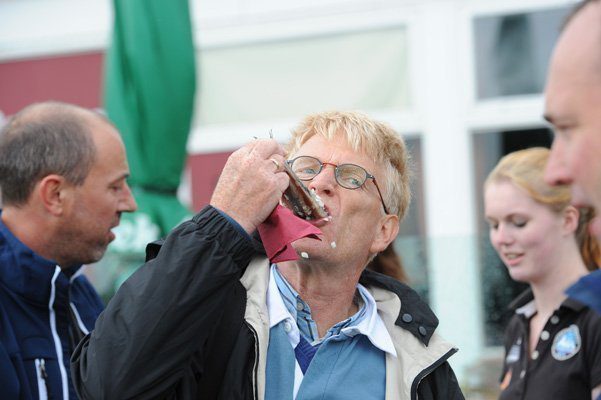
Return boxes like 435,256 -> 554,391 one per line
499,290 -> 601,400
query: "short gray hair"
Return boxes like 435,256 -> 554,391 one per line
286,110 -> 411,221
0,102 -> 97,206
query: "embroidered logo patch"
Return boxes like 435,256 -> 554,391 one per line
551,324 -> 581,361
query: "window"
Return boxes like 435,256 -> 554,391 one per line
197,27 -> 409,126
474,7 -> 570,99
395,137 -> 429,299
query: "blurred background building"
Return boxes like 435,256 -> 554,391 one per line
0,0 -> 578,397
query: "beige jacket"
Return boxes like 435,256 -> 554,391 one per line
240,257 -> 459,400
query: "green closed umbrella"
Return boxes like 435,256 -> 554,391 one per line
98,0 -> 197,296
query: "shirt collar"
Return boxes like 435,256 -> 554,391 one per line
358,269 -> 438,346
267,264 -> 397,357
512,288 -> 588,319
267,264 -> 300,346
515,299 -> 537,318
343,284 -> 397,357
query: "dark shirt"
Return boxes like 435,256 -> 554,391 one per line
499,289 -> 601,400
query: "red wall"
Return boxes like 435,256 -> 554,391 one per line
0,52 -> 104,115
188,151 -> 233,211
0,51 -> 228,212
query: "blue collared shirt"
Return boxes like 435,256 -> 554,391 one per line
265,264 -> 395,399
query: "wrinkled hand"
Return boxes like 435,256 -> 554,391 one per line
210,139 -> 290,234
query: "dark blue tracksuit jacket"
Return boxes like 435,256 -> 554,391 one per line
0,215 -> 104,399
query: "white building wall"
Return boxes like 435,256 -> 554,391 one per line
411,0 -> 485,376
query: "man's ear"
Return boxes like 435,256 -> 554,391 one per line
370,214 -> 400,254
563,205 -> 580,235
37,175 -> 71,216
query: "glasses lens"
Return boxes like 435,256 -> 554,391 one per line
291,156 -> 322,180
336,164 -> 368,189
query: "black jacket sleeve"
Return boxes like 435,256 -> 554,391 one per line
71,206 -> 257,400
417,361 -> 465,400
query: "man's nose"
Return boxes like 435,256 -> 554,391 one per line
544,140 -> 572,186
120,184 -> 138,212
308,164 -> 337,193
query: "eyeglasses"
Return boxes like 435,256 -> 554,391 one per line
287,155 -> 389,214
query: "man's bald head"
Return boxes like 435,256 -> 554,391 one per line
564,0 -> 601,27
562,0 -> 601,73
0,102 -> 112,206
544,0 -> 601,236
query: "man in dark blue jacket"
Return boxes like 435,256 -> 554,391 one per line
0,101 -> 137,399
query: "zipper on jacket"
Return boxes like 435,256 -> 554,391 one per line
247,322 -> 260,400
35,358 -> 49,400
411,348 -> 458,400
